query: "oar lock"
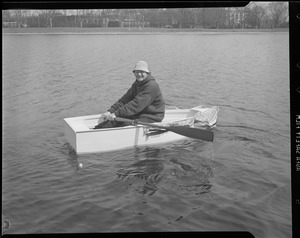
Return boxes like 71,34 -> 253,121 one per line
143,127 -> 167,137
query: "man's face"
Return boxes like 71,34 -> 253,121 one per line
133,70 -> 148,82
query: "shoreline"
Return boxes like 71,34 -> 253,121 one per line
2,27 -> 289,34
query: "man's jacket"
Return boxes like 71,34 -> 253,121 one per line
108,74 -> 165,122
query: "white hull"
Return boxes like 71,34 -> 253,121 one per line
64,106 -> 217,154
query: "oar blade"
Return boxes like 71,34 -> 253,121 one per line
168,126 -> 214,142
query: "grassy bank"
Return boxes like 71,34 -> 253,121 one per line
2,27 -> 289,34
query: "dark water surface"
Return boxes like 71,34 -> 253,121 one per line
3,32 -> 290,237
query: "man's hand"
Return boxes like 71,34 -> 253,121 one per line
98,111 -> 111,124
106,113 -> 116,121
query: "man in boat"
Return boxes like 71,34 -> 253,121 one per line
94,60 -> 165,129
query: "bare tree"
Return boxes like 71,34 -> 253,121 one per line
40,10 -> 58,27
251,3 -> 267,29
75,10 -> 86,27
141,9 -> 155,27
201,8 -> 206,28
137,9 -> 149,28
206,8 -> 227,29
185,8 -> 200,28
268,2 -> 288,28
176,8 -> 194,28
2,10 -> 11,22
9,10 -> 29,27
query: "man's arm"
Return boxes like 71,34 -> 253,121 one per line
114,82 -> 158,118
108,87 -> 134,113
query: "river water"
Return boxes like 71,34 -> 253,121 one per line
2,31 -> 291,237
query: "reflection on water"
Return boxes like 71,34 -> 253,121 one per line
116,144 -> 214,196
117,147 -> 165,196
117,158 -> 164,196
168,158 -> 212,195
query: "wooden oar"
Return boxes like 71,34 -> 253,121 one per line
115,117 -> 214,142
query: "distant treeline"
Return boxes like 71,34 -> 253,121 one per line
2,2 -> 288,29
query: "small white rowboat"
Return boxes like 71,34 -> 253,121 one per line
64,106 -> 219,154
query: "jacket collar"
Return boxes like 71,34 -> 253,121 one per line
136,73 -> 154,85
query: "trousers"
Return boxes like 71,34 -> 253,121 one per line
94,117 -> 156,129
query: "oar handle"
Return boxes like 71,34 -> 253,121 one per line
115,117 -> 137,125
115,117 -> 166,129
